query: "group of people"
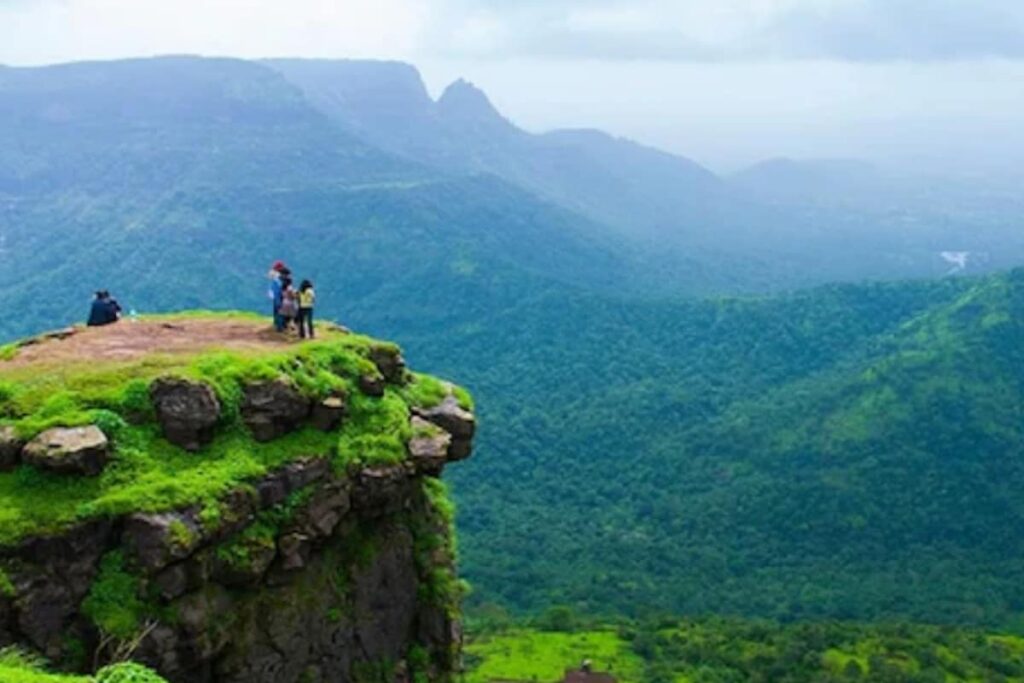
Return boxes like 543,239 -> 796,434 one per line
82,263 -> 316,338
268,260 -> 316,338
86,290 -> 123,327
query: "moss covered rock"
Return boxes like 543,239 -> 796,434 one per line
0,313 -> 474,683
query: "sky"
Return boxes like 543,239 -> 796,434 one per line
2,0 -> 1023,173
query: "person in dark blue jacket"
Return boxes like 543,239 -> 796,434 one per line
87,291 -> 120,327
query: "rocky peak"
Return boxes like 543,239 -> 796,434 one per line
437,78 -> 515,132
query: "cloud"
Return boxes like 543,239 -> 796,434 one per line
426,0 -> 1024,62
2,0 -> 1024,65
0,0 -> 428,65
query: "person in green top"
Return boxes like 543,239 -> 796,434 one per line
297,279 -> 316,339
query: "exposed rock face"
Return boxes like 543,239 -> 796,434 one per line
357,374 -> 386,397
369,345 -> 407,384
241,381 -> 311,442
0,328 -> 473,683
0,426 -> 23,471
150,378 -> 222,451
408,417 -> 451,476
413,396 -> 475,462
0,424 -> 471,682
8,520 -> 114,659
21,426 -> 109,476
311,396 -> 346,432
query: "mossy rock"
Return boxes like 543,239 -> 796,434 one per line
0,313 -> 474,547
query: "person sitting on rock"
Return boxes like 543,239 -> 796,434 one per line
87,290 -> 121,327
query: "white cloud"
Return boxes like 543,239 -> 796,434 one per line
424,0 -> 1024,62
3,0 -> 1024,65
0,0 -> 428,65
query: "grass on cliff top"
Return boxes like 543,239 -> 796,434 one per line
0,649 -> 168,682
0,312 -> 468,546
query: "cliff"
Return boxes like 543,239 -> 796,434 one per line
0,314 -> 475,683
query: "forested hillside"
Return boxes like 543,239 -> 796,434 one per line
437,270 -> 1024,626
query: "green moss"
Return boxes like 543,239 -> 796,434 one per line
167,520 -> 195,552
93,662 -> 168,682
412,480 -> 465,619
80,551 -> 146,641
0,312 -> 473,549
452,386 -> 474,411
400,374 -> 449,409
0,566 -> 15,597
336,391 -> 412,468
352,660 -> 395,683
215,485 -> 314,572
0,649 -> 91,683
407,645 -> 430,683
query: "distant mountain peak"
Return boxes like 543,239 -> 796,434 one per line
437,78 -> 508,125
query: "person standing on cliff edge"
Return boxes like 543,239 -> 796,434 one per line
267,260 -> 289,332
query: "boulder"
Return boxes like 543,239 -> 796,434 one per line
153,563 -> 191,602
42,327 -> 77,342
407,417 -> 451,476
352,466 -> 413,518
123,511 -> 204,574
254,457 -> 329,508
22,426 -> 109,476
357,374 -> 385,398
368,346 -> 406,385
241,380 -> 311,442
311,396 -> 346,432
294,483 -> 351,539
150,378 -> 222,451
11,520 -> 113,658
278,533 -> 312,571
412,396 -> 475,440
412,396 -> 475,462
0,426 -> 24,471
209,541 -> 277,588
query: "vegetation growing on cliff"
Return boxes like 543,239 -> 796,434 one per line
0,315 -> 465,545
442,269 -> 1024,626
0,649 -> 167,683
0,314 -> 474,682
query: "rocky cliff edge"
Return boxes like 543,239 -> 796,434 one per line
0,313 -> 475,683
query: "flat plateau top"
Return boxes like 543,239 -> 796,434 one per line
1,316 -> 323,370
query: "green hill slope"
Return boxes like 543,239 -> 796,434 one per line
438,270 -> 1024,626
